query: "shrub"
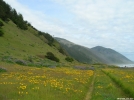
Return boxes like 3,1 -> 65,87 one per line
59,48 -> 67,55
0,21 -> 4,28
0,67 -> 7,72
1,56 -> 14,63
45,52 -> 59,62
65,57 -> 74,62
0,29 -> 4,36
27,56 -> 33,62
15,60 -> 27,65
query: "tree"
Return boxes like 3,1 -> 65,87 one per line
43,33 -> 54,46
38,31 -> 54,46
0,29 -> 4,36
16,13 -> 27,30
65,57 -> 74,62
0,0 -> 11,21
0,5 -> 6,20
0,0 -> 28,30
0,21 -> 4,28
10,9 -> 18,24
0,20 -> 4,36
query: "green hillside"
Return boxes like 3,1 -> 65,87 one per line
0,0 -> 82,67
55,37 -> 133,64
0,19 -> 71,66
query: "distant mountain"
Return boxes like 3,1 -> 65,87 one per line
91,46 -> 133,64
55,37 -> 133,64
55,37 -> 101,63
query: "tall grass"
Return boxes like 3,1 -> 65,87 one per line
102,69 -> 134,98
91,70 -> 128,100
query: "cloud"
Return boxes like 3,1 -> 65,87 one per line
53,0 -> 134,32
52,0 -> 134,48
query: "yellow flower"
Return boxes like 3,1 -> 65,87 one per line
20,85 -> 27,90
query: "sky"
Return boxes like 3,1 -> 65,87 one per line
3,0 -> 134,61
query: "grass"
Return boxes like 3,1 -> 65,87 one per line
0,63 -> 134,100
0,62 -> 94,100
91,69 -> 128,100
102,68 -> 134,98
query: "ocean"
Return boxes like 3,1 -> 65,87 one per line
116,64 -> 134,67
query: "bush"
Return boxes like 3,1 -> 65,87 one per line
65,57 -> 74,62
0,21 -> 4,28
27,56 -> 33,62
59,48 -> 67,55
15,60 -> 27,65
45,52 -> 59,62
0,67 -> 7,72
0,29 -> 4,36
1,56 -> 14,63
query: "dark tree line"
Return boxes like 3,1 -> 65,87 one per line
38,31 -> 54,46
0,21 -> 4,36
0,0 -> 56,42
0,0 -> 28,30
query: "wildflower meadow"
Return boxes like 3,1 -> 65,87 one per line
0,63 -> 93,100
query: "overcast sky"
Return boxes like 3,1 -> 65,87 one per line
3,0 -> 134,61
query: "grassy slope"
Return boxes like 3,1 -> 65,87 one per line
0,20 -> 67,64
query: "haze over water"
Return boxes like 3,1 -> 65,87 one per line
117,64 -> 134,67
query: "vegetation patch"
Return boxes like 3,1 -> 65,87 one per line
58,47 -> 67,55
0,21 -> 4,28
1,56 -> 58,67
45,52 -> 59,62
0,29 -> 4,36
15,60 -> 27,66
38,31 -> 54,46
0,67 -> 6,72
65,57 -> 74,62
0,21 -> 4,36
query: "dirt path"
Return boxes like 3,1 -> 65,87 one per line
84,69 -> 128,100
84,72 -> 96,100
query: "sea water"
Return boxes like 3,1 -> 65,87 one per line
116,64 -> 134,67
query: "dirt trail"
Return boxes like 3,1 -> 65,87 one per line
84,73 -> 96,100
84,69 -> 128,100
